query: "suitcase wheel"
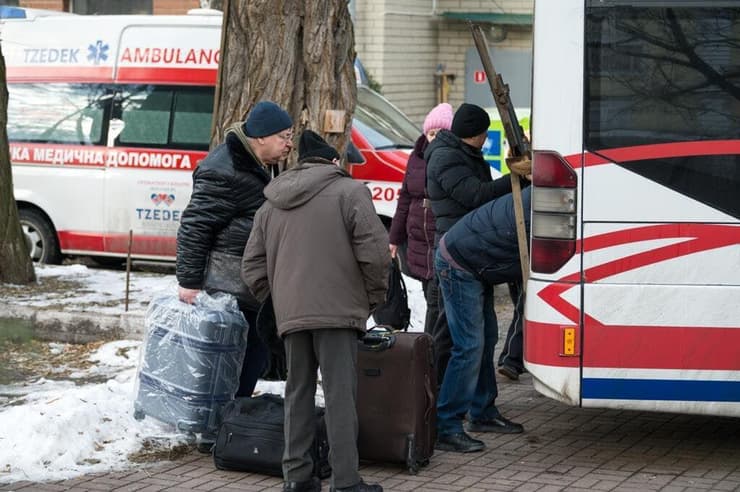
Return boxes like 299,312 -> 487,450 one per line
406,434 -> 420,475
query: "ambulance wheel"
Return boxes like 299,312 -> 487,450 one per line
19,208 -> 63,264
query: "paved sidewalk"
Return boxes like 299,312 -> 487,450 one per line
3,276 -> 739,491
6,372 -> 740,492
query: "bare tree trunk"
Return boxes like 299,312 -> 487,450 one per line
0,46 -> 35,284
213,0 -> 356,168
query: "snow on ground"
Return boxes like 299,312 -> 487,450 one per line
0,264 -> 427,484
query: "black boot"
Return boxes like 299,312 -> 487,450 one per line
435,431 -> 485,453
330,479 -> 383,492
283,476 -> 321,492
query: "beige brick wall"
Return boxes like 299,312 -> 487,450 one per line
354,0 -> 533,125
153,0 -> 199,14
19,0 -> 66,9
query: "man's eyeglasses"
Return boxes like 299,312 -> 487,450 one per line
276,131 -> 294,142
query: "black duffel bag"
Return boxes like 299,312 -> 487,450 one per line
213,393 -> 331,479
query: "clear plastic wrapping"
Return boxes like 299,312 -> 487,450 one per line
133,291 -> 248,434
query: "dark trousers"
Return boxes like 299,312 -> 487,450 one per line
497,282 -> 525,374
236,307 -> 269,397
421,275 -> 440,335
283,329 -> 360,489
430,267 -> 453,386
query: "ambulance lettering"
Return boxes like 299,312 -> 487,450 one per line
370,184 -> 401,202
120,47 -> 220,66
24,48 -> 80,64
135,208 -> 181,222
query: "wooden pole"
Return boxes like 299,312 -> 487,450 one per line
469,23 -> 530,292
510,172 -> 529,292
125,229 -> 132,312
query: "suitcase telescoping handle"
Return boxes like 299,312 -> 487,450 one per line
359,325 -> 396,352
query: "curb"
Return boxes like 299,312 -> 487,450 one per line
0,303 -> 146,343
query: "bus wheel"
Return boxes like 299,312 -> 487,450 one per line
19,208 -> 63,265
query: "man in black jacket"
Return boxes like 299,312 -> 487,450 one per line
176,101 -> 293,406
425,103 -> 530,388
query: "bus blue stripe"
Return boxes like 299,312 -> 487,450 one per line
582,378 -> 740,402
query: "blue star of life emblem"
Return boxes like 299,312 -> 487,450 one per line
87,40 -> 109,64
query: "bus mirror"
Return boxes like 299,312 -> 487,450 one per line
107,119 -> 126,147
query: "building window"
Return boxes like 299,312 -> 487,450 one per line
71,0 -> 152,14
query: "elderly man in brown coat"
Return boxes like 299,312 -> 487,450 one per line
242,130 -> 390,492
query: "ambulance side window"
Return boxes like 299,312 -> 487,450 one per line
7,83 -> 109,145
171,88 -> 213,149
115,85 -> 213,151
118,86 -> 173,146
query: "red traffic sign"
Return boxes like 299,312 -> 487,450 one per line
473,70 -> 487,83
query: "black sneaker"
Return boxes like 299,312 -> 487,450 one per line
284,477 -> 321,492
435,431 -> 485,453
498,365 -> 520,381
466,415 -> 524,434
330,479 -> 383,492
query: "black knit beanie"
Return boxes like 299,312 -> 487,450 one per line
298,130 -> 340,162
451,103 -> 490,138
243,101 -> 293,138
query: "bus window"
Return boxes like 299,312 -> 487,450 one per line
7,83 -> 109,145
585,3 -> 740,218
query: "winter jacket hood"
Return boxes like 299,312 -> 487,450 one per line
264,159 -> 349,210
242,158 -> 390,337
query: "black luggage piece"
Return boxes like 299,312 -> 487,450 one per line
372,258 -> 411,331
133,293 -> 248,434
356,327 -> 436,474
213,394 -> 331,479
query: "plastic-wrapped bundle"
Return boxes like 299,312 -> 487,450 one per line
133,292 -> 248,434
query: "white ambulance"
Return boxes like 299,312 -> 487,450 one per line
1,8 -> 418,264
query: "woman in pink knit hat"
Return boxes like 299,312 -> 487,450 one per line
388,102 -> 453,333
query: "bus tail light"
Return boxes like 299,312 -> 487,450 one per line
531,151 -> 577,274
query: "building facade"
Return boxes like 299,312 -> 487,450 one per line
353,0 -> 534,123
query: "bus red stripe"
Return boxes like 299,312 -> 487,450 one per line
584,323 -> 740,370
524,320 -> 580,368
571,140 -> 740,167
538,224 -> 740,325
526,320 -> 740,370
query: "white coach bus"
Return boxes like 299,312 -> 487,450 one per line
524,0 -> 740,417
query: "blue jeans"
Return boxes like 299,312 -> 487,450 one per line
435,251 -> 500,435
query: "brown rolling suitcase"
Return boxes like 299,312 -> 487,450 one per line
356,327 -> 437,474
